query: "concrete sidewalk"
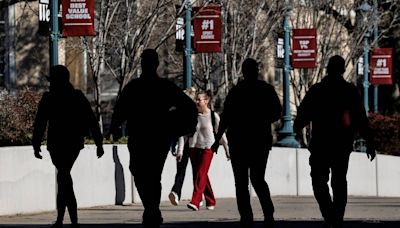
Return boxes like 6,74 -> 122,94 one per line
1,196 -> 400,227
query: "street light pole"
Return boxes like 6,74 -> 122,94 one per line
373,0 -> 379,113
184,0 -> 192,89
50,0 -> 60,67
276,8 -> 299,148
359,0 -> 372,114
363,30 -> 370,113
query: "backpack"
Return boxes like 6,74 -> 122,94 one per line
211,110 -> 216,136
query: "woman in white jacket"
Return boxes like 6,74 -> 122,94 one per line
184,90 -> 229,211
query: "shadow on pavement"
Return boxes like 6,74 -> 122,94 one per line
1,221 -> 400,228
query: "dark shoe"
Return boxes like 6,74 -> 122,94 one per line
332,221 -> 343,228
142,214 -> 163,228
240,219 -> 254,228
264,216 -> 275,228
71,223 -> 80,228
322,221 -> 332,228
50,221 -> 63,228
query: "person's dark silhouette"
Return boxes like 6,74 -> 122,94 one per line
293,55 -> 376,228
168,87 -> 196,206
212,58 -> 282,228
169,139 -> 190,205
109,49 -> 197,228
32,65 -> 104,228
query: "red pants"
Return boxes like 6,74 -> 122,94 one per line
189,148 -> 216,207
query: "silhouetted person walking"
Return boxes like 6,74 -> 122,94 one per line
293,55 -> 376,228
32,65 -> 104,228
169,87 -> 196,206
109,49 -> 197,228
212,58 -> 282,228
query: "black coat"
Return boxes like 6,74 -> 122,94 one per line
293,76 -> 373,153
32,87 -> 103,152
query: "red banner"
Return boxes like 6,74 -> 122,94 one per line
370,48 -> 393,85
193,5 -> 222,53
292,28 -> 317,68
62,0 -> 95,37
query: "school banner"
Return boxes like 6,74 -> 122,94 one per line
292,28 -> 317,68
370,48 -> 393,85
62,0 -> 95,37
193,5 -> 222,53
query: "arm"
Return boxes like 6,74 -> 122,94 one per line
32,93 -> 50,159
268,85 -> 283,123
169,83 -> 198,138
214,112 -> 230,160
353,89 -> 376,161
293,88 -> 314,136
80,91 -> 104,158
109,86 -> 130,140
211,91 -> 232,153
176,136 -> 186,162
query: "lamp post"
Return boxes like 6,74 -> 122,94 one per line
184,0 -> 192,89
276,6 -> 299,148
373,0 -> 379,113
359,0 -> 371,114
50,0 -> 60,67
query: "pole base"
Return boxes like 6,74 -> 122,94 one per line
276,133 -> 300,148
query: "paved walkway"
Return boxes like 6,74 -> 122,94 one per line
1,196 -> 400,227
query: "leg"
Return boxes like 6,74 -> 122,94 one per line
249,152 -> 274,227
55,170 -> 67,224
51,150 -> 79,226
309,154 -> 334,225
201,149 -> 216,207
130,143 -> 169,228
65,172 -> 78,225
190,149 -> 214,207
171,146 -> 190,199
134,173 -> 163,228
331,153 -> 350,228
56,169 -> 78,225
203,177 -> 216,207
189,148 -> 200,184
231,153 -> 253,228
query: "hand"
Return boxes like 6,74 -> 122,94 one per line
97,146 -> 105,158
294,131 -> 303,144
225,152 -> 231,161
176,153 -> 183,162
211,141 -> 219,154
366,145 -> 376,161
34,148 -> 42,159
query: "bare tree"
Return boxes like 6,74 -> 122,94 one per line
77,0 -> 184,130
289,0 -> 399,110
190,0 -> 285,109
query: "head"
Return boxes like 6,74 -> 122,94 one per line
327,55 -> 345,77
140,49 -> 159,75
184,86 -> 197,100
47,65 -> 72,91
195,90 -> 211,113
242,58 -> 259,80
